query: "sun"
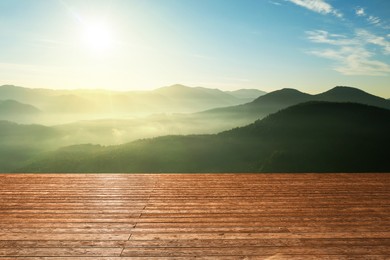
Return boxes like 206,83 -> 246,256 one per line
82,21 -> 114,53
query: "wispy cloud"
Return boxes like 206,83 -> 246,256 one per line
287,0 -> 342,17
285,1 -> 390,76
356,29 -> 390,55
306,30 -> 358,46
367,15 -> 381,25
269,1 -> 282,6
354,6 -> 389,29
306,29 -> 390,76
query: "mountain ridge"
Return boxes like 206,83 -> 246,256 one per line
0,84 -> 266,124
17,101 -> 390,173
199,86 -> 390,130
0,100 -> 41,115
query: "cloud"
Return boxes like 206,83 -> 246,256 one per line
354,6 -> 389,29
269,1 -> 282,6
306,30 -> 358,46
367,15 -> 381,25
287,0 -> 342,17
356,29 -> 390,55
355,7 -> 366,17
310,46 -> 390,76
306,29 -> 390,76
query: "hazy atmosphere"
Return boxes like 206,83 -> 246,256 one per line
1,0 -> 390,173
1,0 -> 390,97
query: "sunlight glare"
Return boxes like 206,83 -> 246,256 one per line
83,21 -> 114,53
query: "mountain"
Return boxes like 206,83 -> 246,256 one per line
224,101 -> 390,172
199,86 -> 390,130
0,85 -> 97,115
18,102 -> 390,173
0,100 -> 41,115
0,100 -> 41,123
154,84 -> 232,100
0,121 -> 60,172
0,85 -> 50,104
316,86 -> 390,108
152,84 -> 255,111
226,89 -> 267,100
0,84 -> 263,124
155,84 -> 265,101
197,88 -> 312,128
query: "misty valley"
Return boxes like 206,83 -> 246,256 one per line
1,84 -> 390,173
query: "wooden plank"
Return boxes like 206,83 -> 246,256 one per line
0,173 -> 389,258
129,232 -> 390,240
0,247 -> 122,257
0,227 -> 134,234
0,233 -> 129,241
121,246 -> 390,257
1,238 -> 389,249
0,256 -> 388,260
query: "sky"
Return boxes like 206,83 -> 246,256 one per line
0,0 -> 390,97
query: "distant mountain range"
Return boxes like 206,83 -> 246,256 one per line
225,89 -> 267,99
0,84 -> 265,124
154,84 -> 264,103
2,85 -> 390,173
18,102 -> 390,173
198,86 -> 390,130
49,86 -> 390,145
0,99 -> 41,115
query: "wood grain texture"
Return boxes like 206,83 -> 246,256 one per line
0,173 -> 389,259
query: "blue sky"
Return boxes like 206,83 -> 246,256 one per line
0,0 -> 389,97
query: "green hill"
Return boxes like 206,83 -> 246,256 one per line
50,86 -> 389,145
199,86 -> 390,130
316,87 -> 390,106
17,102 -> 390,173
0,121 -> 60,172
0,100 -> 41,116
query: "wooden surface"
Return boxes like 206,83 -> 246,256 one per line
0,173 -> 389,259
